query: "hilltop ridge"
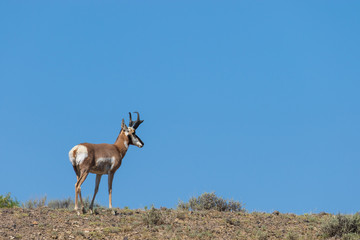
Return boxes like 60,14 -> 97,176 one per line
0,207 -> 331,239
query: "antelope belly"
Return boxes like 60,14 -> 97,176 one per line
90,157 -> 115,174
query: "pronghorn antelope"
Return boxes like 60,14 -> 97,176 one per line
69,112 -> 144,211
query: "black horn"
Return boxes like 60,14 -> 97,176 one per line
128,112 -> 144,129
129,112 -> 135,127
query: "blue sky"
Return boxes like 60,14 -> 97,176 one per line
1,1 -> 359,214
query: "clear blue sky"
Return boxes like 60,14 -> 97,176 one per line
1,1 -> 359,214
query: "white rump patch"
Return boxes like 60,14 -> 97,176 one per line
69,146 -> 78,165
69,145 -> 88,166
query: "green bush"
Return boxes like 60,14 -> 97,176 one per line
177,192 -> 245,212
322,214 -> 360,238
0,193 -> 20,208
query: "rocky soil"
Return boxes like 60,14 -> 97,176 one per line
0,207 -> 333,239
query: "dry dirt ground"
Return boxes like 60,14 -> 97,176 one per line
0,207 -> 333,240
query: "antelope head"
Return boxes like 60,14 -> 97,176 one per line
121,112 -> 144,148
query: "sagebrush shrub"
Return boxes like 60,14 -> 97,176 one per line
142,206 -> 165,226
322,214 -> 360,238
177,192 -> 245,212
177,200 -> 189,210
0,193 -> 20,208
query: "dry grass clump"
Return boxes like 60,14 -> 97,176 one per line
48,197 -> 74,209
22,196 -> 47,209
22,196 -> 101,209
178,192 -> 245,212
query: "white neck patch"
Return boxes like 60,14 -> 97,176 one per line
124,141 -> 129,149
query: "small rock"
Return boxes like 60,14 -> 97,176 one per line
318,212 -> 328,216
30,221 -> 39,227
272,210 -> 280,215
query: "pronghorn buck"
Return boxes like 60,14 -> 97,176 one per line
69,112 -> 144,211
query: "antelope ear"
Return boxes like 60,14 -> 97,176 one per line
121,119 -> 128,131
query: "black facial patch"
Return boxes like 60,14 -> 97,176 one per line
127,134 -> 133,144
128,133 -> 144,146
